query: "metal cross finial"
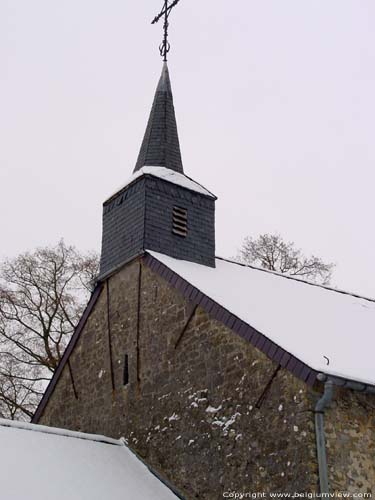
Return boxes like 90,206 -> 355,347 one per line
152,0 -> 182,62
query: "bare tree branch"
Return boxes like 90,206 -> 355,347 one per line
0,240 -> 99,420
237,233 -> 335,285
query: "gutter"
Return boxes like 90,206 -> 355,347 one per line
314,379 -> 334,494
317,373 -> 375,395
313,373 -> 375,493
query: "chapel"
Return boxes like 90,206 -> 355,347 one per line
32,10 -> 375,498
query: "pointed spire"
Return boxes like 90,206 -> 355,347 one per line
134,63 -> 183,173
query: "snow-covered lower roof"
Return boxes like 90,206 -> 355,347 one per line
0,419 -> 177,500
106,166 -> 216,201
148,251 -> 375,387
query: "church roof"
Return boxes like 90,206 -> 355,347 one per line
0,418 -> 177,500
145,251 -> 375,388
105,166 -> 216,203
33,251 -> 375,424
134,64 -> 183,174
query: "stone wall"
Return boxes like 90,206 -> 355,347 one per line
38,258 -> 374,498
325,388 -> 375,494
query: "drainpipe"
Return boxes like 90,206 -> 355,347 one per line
314,379 -> 334,494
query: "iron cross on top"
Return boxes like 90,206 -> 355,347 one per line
151,0 -> 182,62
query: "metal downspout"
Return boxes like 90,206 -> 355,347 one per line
314,380 -> 334,494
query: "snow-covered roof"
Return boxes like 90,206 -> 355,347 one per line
106,166 -> 216,201
148,251 -> 375,387
0,419 -> 177,500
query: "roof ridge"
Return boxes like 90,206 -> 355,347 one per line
0,417 -> 121,446
215,255 -> 375,304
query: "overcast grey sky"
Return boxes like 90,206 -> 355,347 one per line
1,1 -> 374,296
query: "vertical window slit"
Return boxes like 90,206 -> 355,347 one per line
123,354 -> 129,386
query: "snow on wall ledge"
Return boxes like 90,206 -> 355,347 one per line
0,419 -> 177,500
148,251 -> 375,387
106,166 -> 216,201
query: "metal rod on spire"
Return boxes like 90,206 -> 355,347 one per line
151,0 -> 182,62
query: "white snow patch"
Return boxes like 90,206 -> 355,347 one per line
158,393 -> 171,401
206,405 -> 222,414
0,419 -> 177,500
168,413 -> 180,422
188,439 -> 195,446
223,413 -> 241,433
278,404 -> 283,412
188,389 -> 208,400
293,426 -> 299,432
106,167 -> 215,201
98,369 -> 104,379
211,413 -> 241,435
212,420 -> 224,427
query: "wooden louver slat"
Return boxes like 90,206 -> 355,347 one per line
172,206 -> 188,237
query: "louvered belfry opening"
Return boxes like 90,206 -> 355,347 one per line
172,206 -> 188,237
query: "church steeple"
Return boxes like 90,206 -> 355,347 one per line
134,63 -> 183,174
98,3 -> 217,280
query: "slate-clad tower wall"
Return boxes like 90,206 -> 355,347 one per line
144,176 -> 215,266
99,175 -> 215,279
99,179 -> 146,279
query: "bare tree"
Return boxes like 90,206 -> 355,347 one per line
237,233 -> 334,285
0,241 -> 99,420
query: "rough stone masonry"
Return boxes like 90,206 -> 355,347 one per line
38,258 -> 375,498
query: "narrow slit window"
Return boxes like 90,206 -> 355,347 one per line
172,206 -> 188,237
123,354 -> 129,386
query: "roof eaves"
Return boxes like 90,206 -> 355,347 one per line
317,373 -> 375,394
0,418 -> 121,446
104,170 -> 216,206
120,438 -> 186,500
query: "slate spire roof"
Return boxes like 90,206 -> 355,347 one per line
134,63 -> 184,174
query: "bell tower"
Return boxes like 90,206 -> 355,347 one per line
98,2 -> 216,280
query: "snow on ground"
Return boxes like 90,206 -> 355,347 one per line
149,251 -> 375,386
0,418 -> 177,500
106,166 -> 216,200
